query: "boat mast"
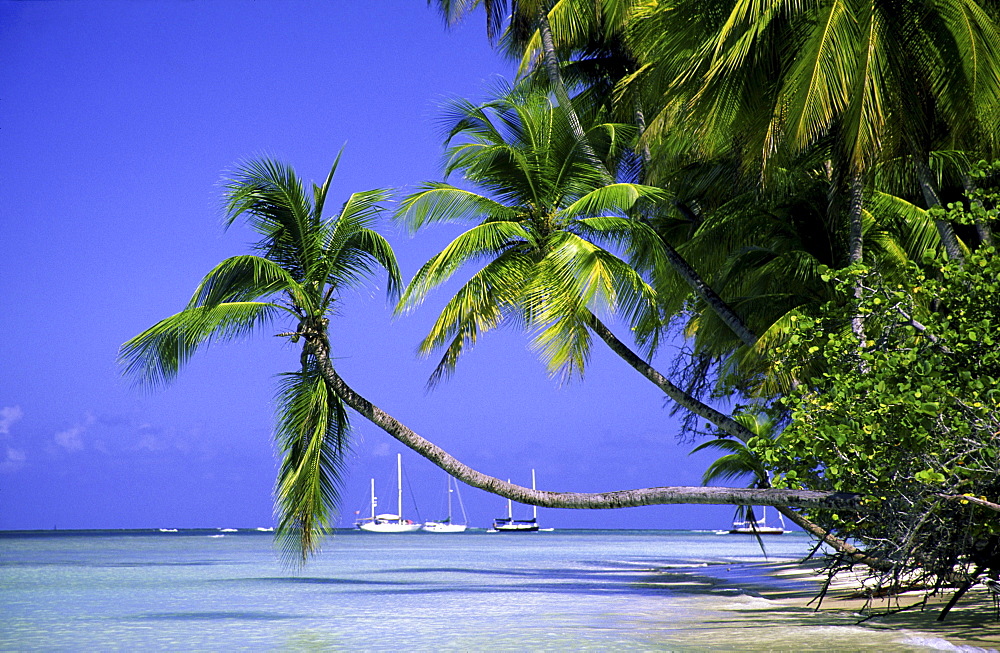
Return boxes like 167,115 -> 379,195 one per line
531,469 -> 537,521
370,478 -> 376,522
396,453 -> 404,522
506,478 -> 513,520
455,478 -> 468,525
446,476 -> 453,522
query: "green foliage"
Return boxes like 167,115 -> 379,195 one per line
760,241 -> 1000,586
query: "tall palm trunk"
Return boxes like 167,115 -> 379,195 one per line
962,174 -> 995,248
846,173 -> 868,365
304,333 -> 850,510
660,240 -> 758,348
535,5 -> 589,149
634,97 -> 653,166
631,87 -> 757,347
917,161 -> 964,262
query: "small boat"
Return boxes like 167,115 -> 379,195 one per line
728,506 -> 785,535
356,453 -> 422,533
490,470 -> 541,533
423,475 -> 468,533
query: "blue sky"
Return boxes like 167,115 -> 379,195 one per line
1,1 -> 744,532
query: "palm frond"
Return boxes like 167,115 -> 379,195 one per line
397,220 -> 531,313
396,183 -> 518,232
274,363 -> 350,563
420,251 -> 534,386
119,302 -> 282,388
187,255 -> 308,312
334,228 -> 403,302
223,158 -> 318,277
559,182 -> 666,219
312,146 -> 345,219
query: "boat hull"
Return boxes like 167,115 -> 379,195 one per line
422,522 -> 467,533
491,519 -> 539,532
728,527 -> 785,535
357,521 -> 422,533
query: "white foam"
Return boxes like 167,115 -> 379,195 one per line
898,636 -> 998,652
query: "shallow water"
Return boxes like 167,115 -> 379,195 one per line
0,529 -> 992,651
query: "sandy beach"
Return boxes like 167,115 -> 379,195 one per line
659,559 -> 1000,651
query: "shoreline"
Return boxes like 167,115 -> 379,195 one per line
662,558 -> 1000,651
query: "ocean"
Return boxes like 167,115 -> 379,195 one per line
0,529 -> 992,651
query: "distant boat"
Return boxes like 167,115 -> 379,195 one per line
490,470 -> 541,533
158,528 -> 178,533
356,453 -> 422,533
727,506 -> 785,535
423,475 -> 468,533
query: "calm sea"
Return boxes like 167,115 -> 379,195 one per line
0,529 -> 985,651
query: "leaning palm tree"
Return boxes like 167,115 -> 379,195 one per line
396,87 -> 757,441
119,156 -> 401,561
120,156 -> 852,561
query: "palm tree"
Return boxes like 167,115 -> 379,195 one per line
432,1 -> 765,351
119,156 -> 401,561
396,87 -> 758,441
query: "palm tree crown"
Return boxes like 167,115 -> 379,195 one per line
396,87 -> 672,383
119,156 -> 401,560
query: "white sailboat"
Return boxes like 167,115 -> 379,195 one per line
490,470 -> 541,532
422,475 -> 468,533
727,506 -> 786,535
356,453 -> 422,533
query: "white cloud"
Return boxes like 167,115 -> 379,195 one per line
0,447 -> 26,473
55,426 -> 85,451
0,406 -> 23,436
54,412 -> 95,452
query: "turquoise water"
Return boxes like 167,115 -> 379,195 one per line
0,529 -> 986,651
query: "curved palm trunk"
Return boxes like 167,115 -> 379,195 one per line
584,311 -> 757,442
775,506 -> 890,571
304,336 -> 854,511
660,240 -> 758,348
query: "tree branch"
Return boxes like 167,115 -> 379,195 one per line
937,494 -> 1000,513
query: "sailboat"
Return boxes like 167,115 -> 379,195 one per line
727,506 -> 786,535
422,475 -> 468,533
356,453 -> 422,533
490,470 -> 540,532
